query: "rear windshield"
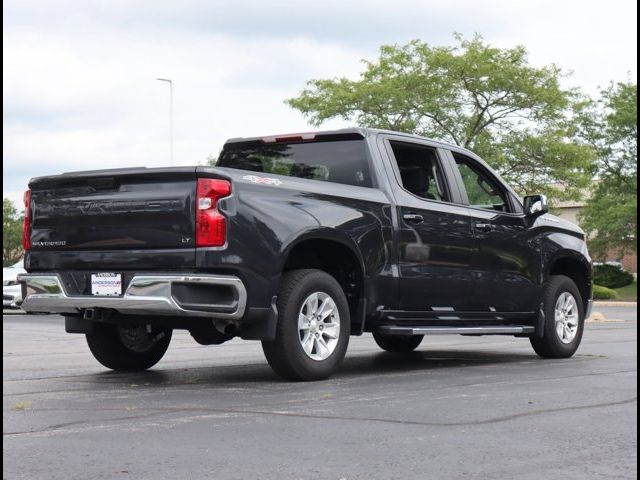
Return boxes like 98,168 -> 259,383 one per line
218,139 -> 373,188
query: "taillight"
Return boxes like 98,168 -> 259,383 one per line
196,179 -> 231,247
22,189 -> 32,251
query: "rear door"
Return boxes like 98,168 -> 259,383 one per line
380,136 -> 476,312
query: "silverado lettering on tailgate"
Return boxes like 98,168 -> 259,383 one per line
35,199 -> 184,218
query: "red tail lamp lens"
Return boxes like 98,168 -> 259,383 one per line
195,179 -> 231,247
22,189 -> 32,250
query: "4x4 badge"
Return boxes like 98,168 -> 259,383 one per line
242,174 -> 283,186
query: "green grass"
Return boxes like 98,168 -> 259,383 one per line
613,281 -> 637,301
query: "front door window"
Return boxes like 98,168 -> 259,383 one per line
454,155 -> 509,212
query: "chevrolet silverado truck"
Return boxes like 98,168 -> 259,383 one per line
18,128 -> 593,381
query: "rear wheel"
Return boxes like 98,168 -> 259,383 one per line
86,322 -> 172,371
262,269 -> 350,381
530,275 -> 585,359
373,332 -> 423,353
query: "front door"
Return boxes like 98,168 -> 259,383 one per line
450,152 -> 539,313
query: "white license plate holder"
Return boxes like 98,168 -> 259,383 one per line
90,273 -> 122,296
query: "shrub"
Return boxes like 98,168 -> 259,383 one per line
593,264 -> 634,289
593,285 -> 619,300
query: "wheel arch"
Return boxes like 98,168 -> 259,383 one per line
546,253 -> 592,312
280,230 -> 367,334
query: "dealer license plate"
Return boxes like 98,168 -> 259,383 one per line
91,273 -> 122,296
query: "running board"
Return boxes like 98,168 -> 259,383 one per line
378,326 -> 535,336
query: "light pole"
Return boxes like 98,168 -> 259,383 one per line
156,78 -> 173,166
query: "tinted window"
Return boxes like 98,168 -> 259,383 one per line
389,141 -> 449,201
453,154 -> 509,212
218,140 -> 372,187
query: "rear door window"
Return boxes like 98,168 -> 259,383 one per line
218,139 -> 373,187
388,141 -> 450,202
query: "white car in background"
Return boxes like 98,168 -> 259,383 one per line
3,259 -> 26,308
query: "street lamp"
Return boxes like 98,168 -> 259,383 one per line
156,78 -> 174,166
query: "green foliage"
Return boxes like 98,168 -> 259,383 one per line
592,285 -> 619,300
613,281 -> 637,301
494,129 -> 594,203
205,153 -> 218,166
204,148 -> 224,166
3,198 -> 23,266
593,264 -> 634,289
578,82 -> 637,257
286,34 -> 594,200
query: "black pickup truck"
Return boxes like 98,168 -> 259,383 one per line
18,128 -> 593,380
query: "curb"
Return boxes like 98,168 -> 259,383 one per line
593,301 -> 637,307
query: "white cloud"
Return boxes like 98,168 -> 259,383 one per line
3,22 -> 366,201
3,0 -> 637,206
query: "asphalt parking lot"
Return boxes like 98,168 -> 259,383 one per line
3,305 -> 637,480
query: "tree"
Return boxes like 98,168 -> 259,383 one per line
286,34 -> 594,201
3,198 -> 23,266
578,82 -> 637,258
205,153 -> 218,166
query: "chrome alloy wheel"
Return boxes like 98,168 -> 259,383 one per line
298,291 -> 341,361
554,292 -> 579,344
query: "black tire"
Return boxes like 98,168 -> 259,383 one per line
530,275 -> 585,359
372,332 -> 423,353
262,269 -> 350,381
86,322 -> 172,371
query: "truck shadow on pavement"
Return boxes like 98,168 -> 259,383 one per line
90,349 -> 545,388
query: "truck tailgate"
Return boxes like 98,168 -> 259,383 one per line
28,167 -> 197,257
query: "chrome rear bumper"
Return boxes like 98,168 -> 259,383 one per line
17,273 -> 247,319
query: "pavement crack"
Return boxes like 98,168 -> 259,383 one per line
4,397 -> 636,437
2,410 -> 171,436
199,396 -> 638,427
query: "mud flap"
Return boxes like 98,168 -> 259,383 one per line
238,297 -> 278,341
535,302 -> 546,338
351,297 -> 367,336
65,316 -> 96,334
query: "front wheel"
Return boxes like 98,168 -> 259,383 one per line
86,322 -> 172,371
530,275 -> 585,359
262,269 -> 350,381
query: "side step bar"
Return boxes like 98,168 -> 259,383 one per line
378,326 -> 535,336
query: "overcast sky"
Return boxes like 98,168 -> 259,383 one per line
3,0 -> 637,206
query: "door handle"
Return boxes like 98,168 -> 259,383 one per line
403,213 -> 424,225
474,222 -> 493,232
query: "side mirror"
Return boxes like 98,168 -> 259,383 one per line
523,194 -> 549,217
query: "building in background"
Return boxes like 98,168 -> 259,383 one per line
554,198 -> 637,273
